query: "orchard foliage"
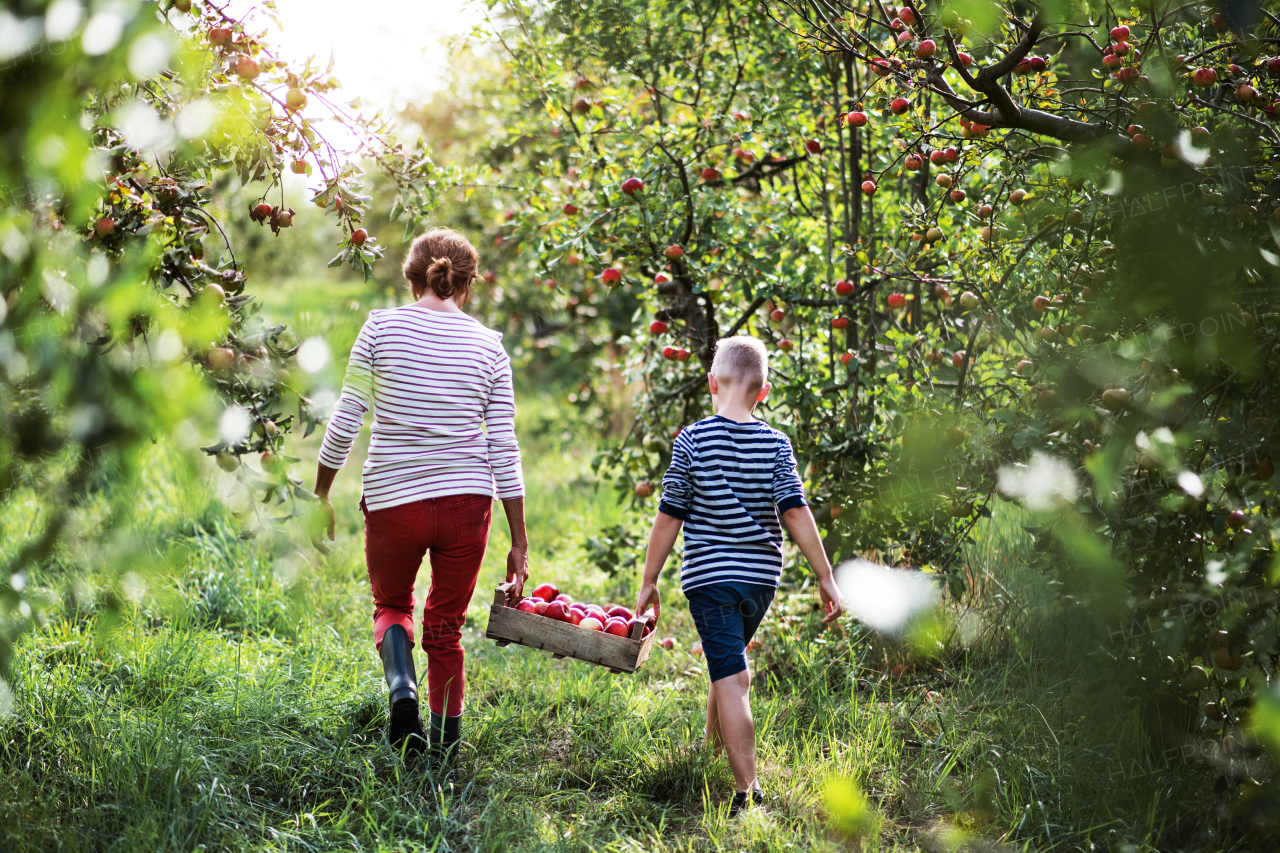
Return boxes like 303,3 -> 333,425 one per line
0,0 -> 454,671
477,0 -> 1280,798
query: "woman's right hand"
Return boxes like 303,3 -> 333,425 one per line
312,496 -> 336,555
505,545 -> 529,603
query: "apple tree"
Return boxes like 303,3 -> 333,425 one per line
468,0 -> 1280,809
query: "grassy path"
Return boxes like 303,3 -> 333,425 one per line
0,397 -> 1232,852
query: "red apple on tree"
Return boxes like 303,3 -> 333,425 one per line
886,294 -> 906,309
959,291 -> 980,310
898,6 -> 916,25
951,350 -> 967,368
676,348 -> 691,361
351,228 -> 369,245
1193,67 -> 1217,86
832,315 -> 850,327
929,150 -> 946,166
778,339 -> 795,351
890,97 -> 910,115
621,177 -> 644,194
209,27 -> 232,46
664,245 -> 683,258
662,346 -> 678,360
1032,295 -> 1051,312
635,481 -> 653,497
649,320 -> 669,334
1227,510 -> 1246,530
916,39 -> 936,59
840,352 -> 854,365
208,346 -> 235,371
1101,388 -> 1130,410
563,203 -> 579,215
285,88 -> 307,111
805,139 -> 822,154
904,153 -> 923,170
701,166 -> 721,181
956,52 -> 972,68
235,57 -> 260,80
601,267 -> 622,285
835,279 -> 854,296
769,308 -> 785,322
1111,24 -> 1130,42
846,111 -> 868,127
944,147 -> 959,163
861,179 -> 877,195
95,217 -> 116,237
950,189 -> 966,203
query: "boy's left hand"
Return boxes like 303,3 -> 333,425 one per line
818,575 -> 844,624
635,581 -> 661,623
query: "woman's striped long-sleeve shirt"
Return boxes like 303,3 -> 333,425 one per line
317,306 -> 524,510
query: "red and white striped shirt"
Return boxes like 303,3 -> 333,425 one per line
318,306 -> 524,510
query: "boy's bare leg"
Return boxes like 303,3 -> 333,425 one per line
704,685 -> 724,755
710,669 -> 757,792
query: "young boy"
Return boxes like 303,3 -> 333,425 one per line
634,335 -> 844,815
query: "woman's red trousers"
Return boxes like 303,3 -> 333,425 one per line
363,493 -> 492,717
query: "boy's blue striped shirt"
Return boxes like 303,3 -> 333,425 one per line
658,415 -> 807,591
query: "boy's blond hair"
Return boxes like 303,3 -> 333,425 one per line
710,335 -> 768,391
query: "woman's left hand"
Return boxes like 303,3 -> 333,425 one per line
505,545 -> 529,603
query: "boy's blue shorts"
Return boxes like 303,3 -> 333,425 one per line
685,582 -> 776,683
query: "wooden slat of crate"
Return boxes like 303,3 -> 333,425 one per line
485,585 -> 657,673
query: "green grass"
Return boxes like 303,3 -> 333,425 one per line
0,394 -> 1252,852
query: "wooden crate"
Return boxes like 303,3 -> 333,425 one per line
484,583 -> 658,673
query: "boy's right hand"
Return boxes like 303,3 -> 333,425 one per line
634,581 -> 661,623
818,575 -> 844,624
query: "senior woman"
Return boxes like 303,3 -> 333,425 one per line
313,228 -> 529,759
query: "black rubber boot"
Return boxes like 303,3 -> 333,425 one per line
429,711 -> 461,761
380,625 -> 427,754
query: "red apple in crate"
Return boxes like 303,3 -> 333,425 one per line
554,593 -> 573,604
586,605 -> 608,622
516,598 -> 539,613
532,583 -> 559,602
605,618 -> 630,637
545,601 -> 570,622
567,608 -> 584,625
535,600 -> 549,615
626,617 -> 646,637
607,605 -> 635,620
580,617 -> 604,631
